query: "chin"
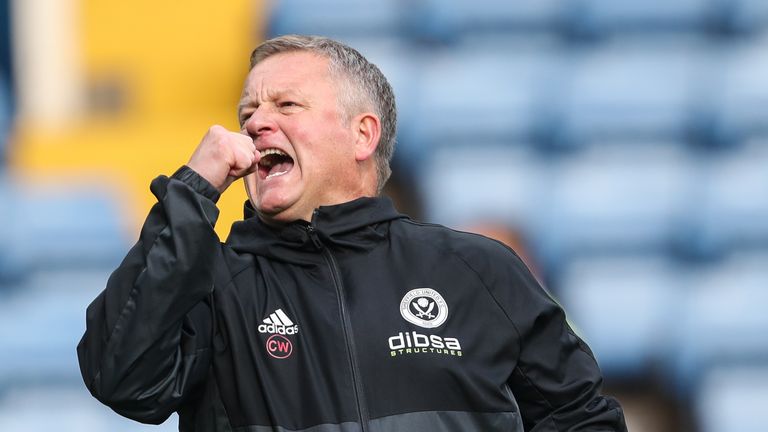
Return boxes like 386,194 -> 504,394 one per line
253,185 -> 313,223
254,190 -> 290,214
255,201 -> 302,224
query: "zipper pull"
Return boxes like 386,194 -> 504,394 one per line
306,225 -> 324,250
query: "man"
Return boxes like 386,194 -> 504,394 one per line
78,35 -> 626,431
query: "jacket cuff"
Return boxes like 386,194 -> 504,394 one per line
171,165 -> 221,203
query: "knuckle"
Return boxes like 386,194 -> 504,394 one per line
234,132 -> 253,146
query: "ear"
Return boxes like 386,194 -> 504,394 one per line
352,113 -> 381,162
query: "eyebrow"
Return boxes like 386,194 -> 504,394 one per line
237,99 -> 250,116
237,89 -> 253,115
238,88 -> 306,112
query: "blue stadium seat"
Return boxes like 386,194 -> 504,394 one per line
533,142 -> 696,268
689,141 -> 768,255
557,253 -> 681,379
0,385 -> 179,432
668,250 -> 768,394
707,41 -> 768,146
694,365 -> 768,432
0,300 -> 81,383
415,0 -> 566,42
5,183 -> 129,274
717,0 -> 768,34
267,0 -> 406,40
0,174 -> 16,281
0,269 -> 111,385
407,45 -> 562,163
552,40 -> 711,148
565,0 -> 714,37
421,144 -> 546,230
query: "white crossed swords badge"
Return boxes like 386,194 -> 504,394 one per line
412,297 -> 436,320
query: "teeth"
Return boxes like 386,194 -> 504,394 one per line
259,148 -> 292,177
260,148 -> 288,157
259,148 -> 290,168
266,169 -> 290,179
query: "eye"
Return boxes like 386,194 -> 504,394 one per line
239,111 -> 252,125
279,101 -> 300,109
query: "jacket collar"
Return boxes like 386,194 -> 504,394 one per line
227,197 -> 406,259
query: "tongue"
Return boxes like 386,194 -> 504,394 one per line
268,160 -> 294,176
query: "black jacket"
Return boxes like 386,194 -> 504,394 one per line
78,166 -> 627,432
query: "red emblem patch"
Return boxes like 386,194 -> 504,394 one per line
266,334 -> 293,359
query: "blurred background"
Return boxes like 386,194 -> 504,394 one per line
0,0 -> 767,431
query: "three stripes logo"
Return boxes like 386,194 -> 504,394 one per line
258,308 -> 299,335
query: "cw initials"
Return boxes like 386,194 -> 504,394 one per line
266,334 -> 293,359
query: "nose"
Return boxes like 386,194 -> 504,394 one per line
243,107 -> 278,139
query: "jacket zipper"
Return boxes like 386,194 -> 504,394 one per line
306,223 -> 370,432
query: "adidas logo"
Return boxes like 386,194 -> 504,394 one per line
258,309 -> 299,335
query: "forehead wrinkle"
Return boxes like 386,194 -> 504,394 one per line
238,77 -> 267,115
239,53 -> 331,116
264,86 -> 308,102
241,77 -> 308,105
237,87 -> 253,115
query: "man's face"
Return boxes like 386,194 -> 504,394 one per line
238,51 -> 362,223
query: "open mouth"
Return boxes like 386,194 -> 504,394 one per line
258,148 -> 295,180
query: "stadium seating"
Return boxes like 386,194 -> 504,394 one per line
717,0 -> 768,34
2,1 -> 768,430
688,141 -> 768,257
0,385 -> 178,432
551,39 -> 711,148
557,252 -> 681,378
267,0 -> 406,40
414,0 -> 566,42
707,39 -> 768,146
564,0 -> 715,37
0,174 -> 15,282
694,365 -> 768,432
3,182 -> 129,276
667,250 -> 768,394
532,142 -> 696,268
421,144 -> 545,230
0,268 -> 113,386
408,44 -> 562,156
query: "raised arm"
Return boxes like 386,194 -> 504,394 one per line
77,126 -> 258,423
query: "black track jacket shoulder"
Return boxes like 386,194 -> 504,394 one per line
78,166 -> 627,432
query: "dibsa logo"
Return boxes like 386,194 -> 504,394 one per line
266,334 -> 293,359
389,288 -> 463,358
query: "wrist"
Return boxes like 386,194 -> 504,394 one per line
171,165 -> 222,203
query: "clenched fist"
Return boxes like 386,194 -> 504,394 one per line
187,125 -> 260,193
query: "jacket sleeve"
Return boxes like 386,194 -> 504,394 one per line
77,166 -> 223,424
487,247 -> 627,431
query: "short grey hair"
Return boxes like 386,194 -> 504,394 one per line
250,35 -> 397,193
